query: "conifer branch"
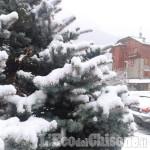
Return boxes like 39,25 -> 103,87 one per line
79,29 -> 93,35
57,16 -> 76,33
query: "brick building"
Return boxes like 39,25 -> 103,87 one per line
111,33 -> 150,90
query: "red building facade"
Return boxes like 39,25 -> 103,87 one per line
111,36 -> 150,71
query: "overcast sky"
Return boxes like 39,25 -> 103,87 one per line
59,0 -> 150,39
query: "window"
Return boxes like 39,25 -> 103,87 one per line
144,71 -> 149,78
149,72 -> 150,78
144,58 -> 147,65
124,61 -> 128,67
146,72 -> 148,77
133,48 -> 136,53
144,58 -> 148,65
148,58 -> 150,65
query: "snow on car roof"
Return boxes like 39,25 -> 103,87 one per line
130,91 -> 150,109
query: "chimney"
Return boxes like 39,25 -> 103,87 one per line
139,32 -> 142,38
143,37 -> 146,42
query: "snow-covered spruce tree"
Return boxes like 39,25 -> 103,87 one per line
0,0 -> 139,150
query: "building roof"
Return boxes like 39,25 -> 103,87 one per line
111,35 -> 150,53
130,36 -> 150,45
118,36 -> 150,46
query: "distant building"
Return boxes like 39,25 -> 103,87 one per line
111,33 -> 150,90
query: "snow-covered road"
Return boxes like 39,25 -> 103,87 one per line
122,124 -> 150,150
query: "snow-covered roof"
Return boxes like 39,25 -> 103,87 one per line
128,79 -> 150,83
116,36 -> 150,46
144,69 -> 150,71
130,36 -> 150,45
114,42 -> 125,47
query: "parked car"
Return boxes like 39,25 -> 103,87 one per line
129,94 -> 150,129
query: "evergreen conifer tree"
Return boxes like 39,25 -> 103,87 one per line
0,0 -> 138,150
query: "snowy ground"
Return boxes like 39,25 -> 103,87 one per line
130,91 -> 150,98
122,124 -> 150,150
